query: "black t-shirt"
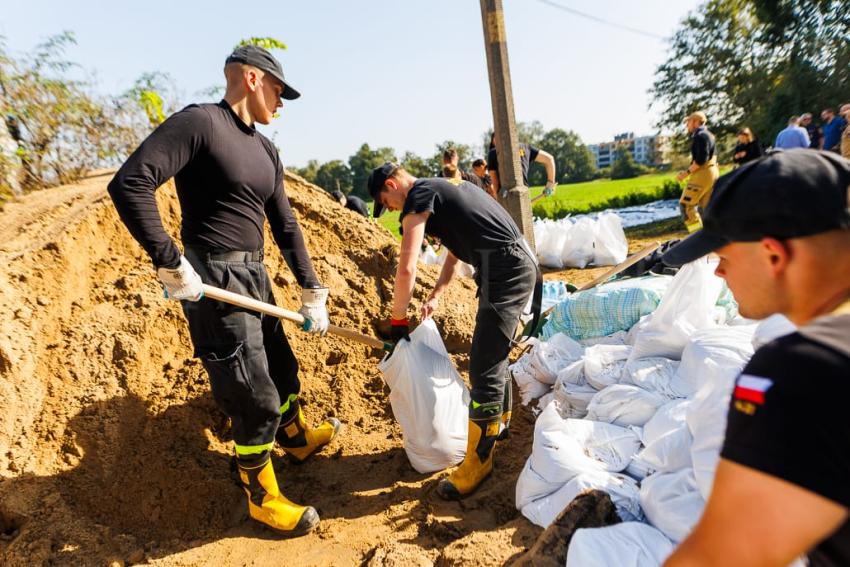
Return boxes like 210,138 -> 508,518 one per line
487,143 -> 540,186
690,126 -> 716,166
721,304 -> 850,566
108,101 -> 318,287
732,141 -> 763,165
399,177 -> 522,267
807,124 -> 823,149
344,195 -> 369,217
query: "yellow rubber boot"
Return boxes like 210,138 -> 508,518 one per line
276,397 -> 342,463
499,380 -> 512,441
437,403 -> 501,500
237,451 -> 319,536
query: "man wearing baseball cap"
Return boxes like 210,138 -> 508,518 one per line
663,150 -> 850,566
368,163 -> 539,501
108,44 -> 340,536
677,111 -> 720,233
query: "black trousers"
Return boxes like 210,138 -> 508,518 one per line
182,248 -> 300,455
469,241 -> 537,410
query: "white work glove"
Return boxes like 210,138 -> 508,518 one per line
299,287 -> 329,335
543,181 -> 557,197
157,255 -> 204,301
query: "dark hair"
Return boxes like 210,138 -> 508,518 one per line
442,148 -> 458,163
330,190 -> 345,202
472,158 -> 486,169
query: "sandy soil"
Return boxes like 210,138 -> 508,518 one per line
0,171 -> 682,566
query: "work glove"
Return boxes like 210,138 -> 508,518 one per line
390,318 -> 411,344
543,181 -> 557,197
299,286 -> 330,335
157,255 -> 204,302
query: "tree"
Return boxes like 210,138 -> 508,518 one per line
610,149 -> 646,180
348,143 -> 397,199
400,150 -> 431,178
652,0 -> 849,146
314,160 -> 352,194
292,159 -> 320,184
536,128 -> 596,184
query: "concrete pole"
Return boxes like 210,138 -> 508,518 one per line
479,0 -> 535,249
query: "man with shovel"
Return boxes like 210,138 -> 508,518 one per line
369,162 -> 538,500
107,44 -> 340,537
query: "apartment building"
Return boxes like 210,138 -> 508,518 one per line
588,132 -> 671,169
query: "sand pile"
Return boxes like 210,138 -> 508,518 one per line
0,171 -> 555,566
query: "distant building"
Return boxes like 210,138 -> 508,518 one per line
588,132 -> 671,169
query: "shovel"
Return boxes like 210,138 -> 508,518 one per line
202,284 -> 392,352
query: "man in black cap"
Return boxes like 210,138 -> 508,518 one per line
662,150 -> 850,567
330,189 -> 369,217
368,163 -> 539,501
108,44 -> 341,536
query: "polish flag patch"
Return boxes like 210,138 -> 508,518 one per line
733,375 -> 774,405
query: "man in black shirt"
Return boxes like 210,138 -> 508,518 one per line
677,111 -> 720,233
471,158 -> 493,194
662,150 -> 850,566
800,112 -> 823,150
330,190 -> 369,217
368,163 -> 538,501
487,132 -> 556,200
108,45 -> 341,536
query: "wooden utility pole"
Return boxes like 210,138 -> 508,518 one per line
479,0 -> 535,248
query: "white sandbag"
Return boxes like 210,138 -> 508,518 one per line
580,330 -> 629,346
566,522 -> 675,567
512,366 -> 552,406
537,219 -> 571,268
563,217 -> 597,268
622,357 -> 681,398
633,420 -> 693,474
752,313 -> 796,349
556,358 -> 586,386
522,471 -> 643,528
583,344 -> 632,390
671,326 -> 755,398
536,392 -> 555,413
587,384 -> 666,427
629,258 -> 724,361
643,400 -> 691,445
515,458 -> 563,510
420,244 -> 440,264
528,333 -> 585,384
625,458 -> 653,481
378,319 -> 469,473
592,212 -> 628,266
553,380 -> 598,418
561,418 -> 641,472
529,402 -> 606,484
640,468 -> 705,543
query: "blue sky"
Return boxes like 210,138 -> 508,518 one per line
2,0 -> 701,167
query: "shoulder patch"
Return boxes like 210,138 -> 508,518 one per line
734,374 -> 773,405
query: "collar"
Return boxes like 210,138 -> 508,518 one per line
218,100 -> 256,136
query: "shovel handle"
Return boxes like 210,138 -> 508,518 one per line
576,242 -> 662,291
201,284 -> 390,351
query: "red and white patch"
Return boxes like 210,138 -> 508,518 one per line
733,375 -> 773,405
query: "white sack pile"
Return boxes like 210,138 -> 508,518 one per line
510,258 -> 799,564
534,212 -> 628,268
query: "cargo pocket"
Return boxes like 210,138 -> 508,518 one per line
201,343 -> 254,417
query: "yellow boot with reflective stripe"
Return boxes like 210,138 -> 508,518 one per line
276,396 -> 342,463
437,403 -> 501,500
237,451 -> 319,536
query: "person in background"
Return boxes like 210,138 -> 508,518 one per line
840,103 -> 850,160
441,148 -> 485,190
471,158 -> 493,194
487,132 -> 556,200
732,127 -> 763,165
330,189 -> 369,217
441,163 -> 464,185
676,111 -> 720,233
821,107 -> 848,153
800,113 -> 823,150
774,116 -> 810,150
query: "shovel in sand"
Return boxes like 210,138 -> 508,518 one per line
202,284 -> 392,352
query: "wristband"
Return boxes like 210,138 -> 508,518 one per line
391,317 -> 409,325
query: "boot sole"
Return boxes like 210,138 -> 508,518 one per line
256,506 -> 320,538
435,470 -> 493,501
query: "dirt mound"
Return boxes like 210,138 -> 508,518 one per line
0,171 -> 548,566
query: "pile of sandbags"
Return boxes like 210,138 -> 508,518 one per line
512,258 -> 799,565
534,212 -> 628,268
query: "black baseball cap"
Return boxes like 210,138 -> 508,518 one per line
225,45 -> 300,100
663,150 -> 850,267
367,162 -> 400,218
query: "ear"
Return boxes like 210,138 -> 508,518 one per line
761,237 -> 790,276
245,69 -> 261,92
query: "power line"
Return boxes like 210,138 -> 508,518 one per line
536,0 -> 667,40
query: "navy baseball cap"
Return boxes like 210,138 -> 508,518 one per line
663,150 -> 850,267
367,162 -> 400,218
226,45 -> 300,100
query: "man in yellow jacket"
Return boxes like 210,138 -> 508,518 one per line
677,111 -> 720,233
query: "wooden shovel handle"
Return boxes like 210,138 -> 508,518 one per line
576,242 -> 662,291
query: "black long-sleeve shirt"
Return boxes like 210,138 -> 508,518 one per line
108,101 -> 319,287
690,125 -> 716,166
732,140 -> 763,165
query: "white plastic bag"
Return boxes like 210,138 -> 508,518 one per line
378,319 -> 469,473
563,217 -> 597,268
553,380 -> 598,418
522,471 -> 643,528
567,522 -> 675,567
583,344 -> 632,390
629,258 -> 724,361
528,333 -> 585,384
593,212 -> 628,266
528,402 -> 606,484
516,459 -> 563,510
420,244 -> 440,264
622,357 -> 681,399
587,384 -> 666,427
537,219 -> 571,268
671,326 -> 755,399
561,418 -> 641,472
640,468 -> 706,543
511,367 -> 552,406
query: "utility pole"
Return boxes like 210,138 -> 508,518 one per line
479,0 -> 535,248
